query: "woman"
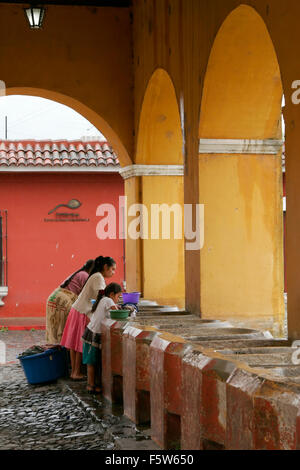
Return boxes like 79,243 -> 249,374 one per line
60,256 -> 116,380
46,259 -> 95,344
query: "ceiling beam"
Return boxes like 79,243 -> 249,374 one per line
0,0 -> 131,7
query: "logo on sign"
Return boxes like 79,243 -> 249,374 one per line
44,199 -> 89,222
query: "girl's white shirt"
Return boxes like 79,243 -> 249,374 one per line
88,296 -> 116,334
72,272 -> 106,317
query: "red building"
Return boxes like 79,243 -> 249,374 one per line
0,140 -> 124,319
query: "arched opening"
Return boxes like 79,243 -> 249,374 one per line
134,68 -> 185,308
0,92 -> 127,318
199,5 -> 282,140
136,68 -> 183,165
6,87 -> 132,167
198,5 -> 284,335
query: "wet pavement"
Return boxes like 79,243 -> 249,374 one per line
0,330 -> 158,451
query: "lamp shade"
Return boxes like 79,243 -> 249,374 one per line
24,6 -> 45,29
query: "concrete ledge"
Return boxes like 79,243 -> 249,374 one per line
252,380 -> 300,450
199,138 -> 283,155
150,333 -> 192,449
100,310 -> 300,450
182,349 -> 236,449
119,164 -> 184,179
226,369 -> 265,450
101,318 -> 130,404
122,324 -> 157,424
181,350 -> 211,450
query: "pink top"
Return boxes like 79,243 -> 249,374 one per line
64,271 -> 89,296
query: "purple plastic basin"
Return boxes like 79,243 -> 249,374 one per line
122,292 -> 141,304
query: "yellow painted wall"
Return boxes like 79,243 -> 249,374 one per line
135,68 -> 185,307
125,177 -> 142,293
199,154 -> 284,333
142,175 -> 185,308
132,1 -> 290,332
197,5 -> 284,332
136,69 -> 183,165
199,5 -> 283,140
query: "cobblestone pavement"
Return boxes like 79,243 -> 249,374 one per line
0,329 -> 46,365
0,331 -> 156,451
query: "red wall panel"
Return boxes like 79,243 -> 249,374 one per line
0,172 -> 124,317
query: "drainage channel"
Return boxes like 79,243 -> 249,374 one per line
63,378 -> 160,450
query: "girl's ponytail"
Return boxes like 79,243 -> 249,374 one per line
91,289 -> 105,313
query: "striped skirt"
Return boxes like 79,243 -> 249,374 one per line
46,287 -> 78,344
82,326 -> 101,349
82,327 -> 101,366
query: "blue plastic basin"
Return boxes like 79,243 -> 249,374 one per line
18,347 -> 68,385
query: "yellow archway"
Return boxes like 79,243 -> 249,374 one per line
128,68 -> 185,308
136,68 -> 183,165
198,5 -> 284,334
6,87 -> 132,167
199,5 -> 282,139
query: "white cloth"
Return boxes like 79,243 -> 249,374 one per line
72,272 -> 106,318
88,297 -> 116,334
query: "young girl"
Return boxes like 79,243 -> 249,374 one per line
81,282 -> 122,394
60,256 -> 116,380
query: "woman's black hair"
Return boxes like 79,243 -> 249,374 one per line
91,282 -> 122,313
60,259 -> 94,289
88,256 -> 116,278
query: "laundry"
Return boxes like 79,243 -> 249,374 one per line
18,344 -> 62,358
121,303 -> 138,316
